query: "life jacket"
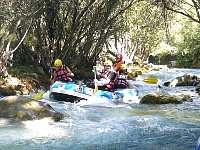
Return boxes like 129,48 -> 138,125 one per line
54,65 -> 71,82
114,61 -> 123,72
114,78 -> 128,89
99,67 -> 111,79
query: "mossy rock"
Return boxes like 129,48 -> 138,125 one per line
140,94 -> 182,104
0,96 -> 64,121
181,95 -> 193,102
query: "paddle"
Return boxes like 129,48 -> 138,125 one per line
93,66 -> 98,94
142,77 -> 158,84
32,91 -> 45,100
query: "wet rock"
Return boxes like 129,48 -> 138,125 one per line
164,74 -> 198,87
181,95 -> 193,102
0,96 -> 64,121
127,70 -> 142,80
140,92 -> 192,104
193,80 -> 200,86
196,83 -> 200,94
127,71 -> 138,80
140,93 -> 181,104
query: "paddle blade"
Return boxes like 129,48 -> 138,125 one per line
32,92 -> 45,100
94,84 -> 98,94
143,77 -> 158,84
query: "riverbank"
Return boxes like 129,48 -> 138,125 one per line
0,74 -> 50,96
0,64 -> 53,96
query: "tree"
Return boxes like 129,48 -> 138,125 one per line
105,1 -> 170,63
29,0 -> 142,75
157,0 -> 200,67
160,0 -> 200,24
1,0 -> 140,78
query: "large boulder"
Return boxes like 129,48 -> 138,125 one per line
0,96 -> 64,121
140,92 -> 192,104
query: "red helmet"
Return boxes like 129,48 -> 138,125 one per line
116,54 -> 123,60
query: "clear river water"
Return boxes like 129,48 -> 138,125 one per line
0,68 -> 200,150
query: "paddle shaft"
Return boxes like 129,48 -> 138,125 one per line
93,66 -> 98,93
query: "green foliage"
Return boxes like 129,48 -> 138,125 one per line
115,0 -> 170,61
1,0 -> 200,74
8,65 -> 40,78
177,28 -> 200,68
152,42 -> 178,57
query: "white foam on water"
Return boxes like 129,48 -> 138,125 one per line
75,96 -> 116,107
0,118 -> 10,127
42,90 -> 50,99
22,118 -> 68,138
123,96 -> 140,104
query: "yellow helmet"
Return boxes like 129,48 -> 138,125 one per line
54,59 -> 62,67
103,60 -> 112,66
120,64 -> 127,71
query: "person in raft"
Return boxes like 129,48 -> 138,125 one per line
105,54 -> 124,91
118,63 -> 128,78
97,60 -> 113,79
52,59 -> 74,84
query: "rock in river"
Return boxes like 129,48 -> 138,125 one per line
0,96 -> 64,121
140,92 -> 192,104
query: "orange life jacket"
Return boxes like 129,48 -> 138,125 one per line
114,61 -> 123,71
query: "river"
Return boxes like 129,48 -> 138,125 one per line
0,68 -> 200,150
